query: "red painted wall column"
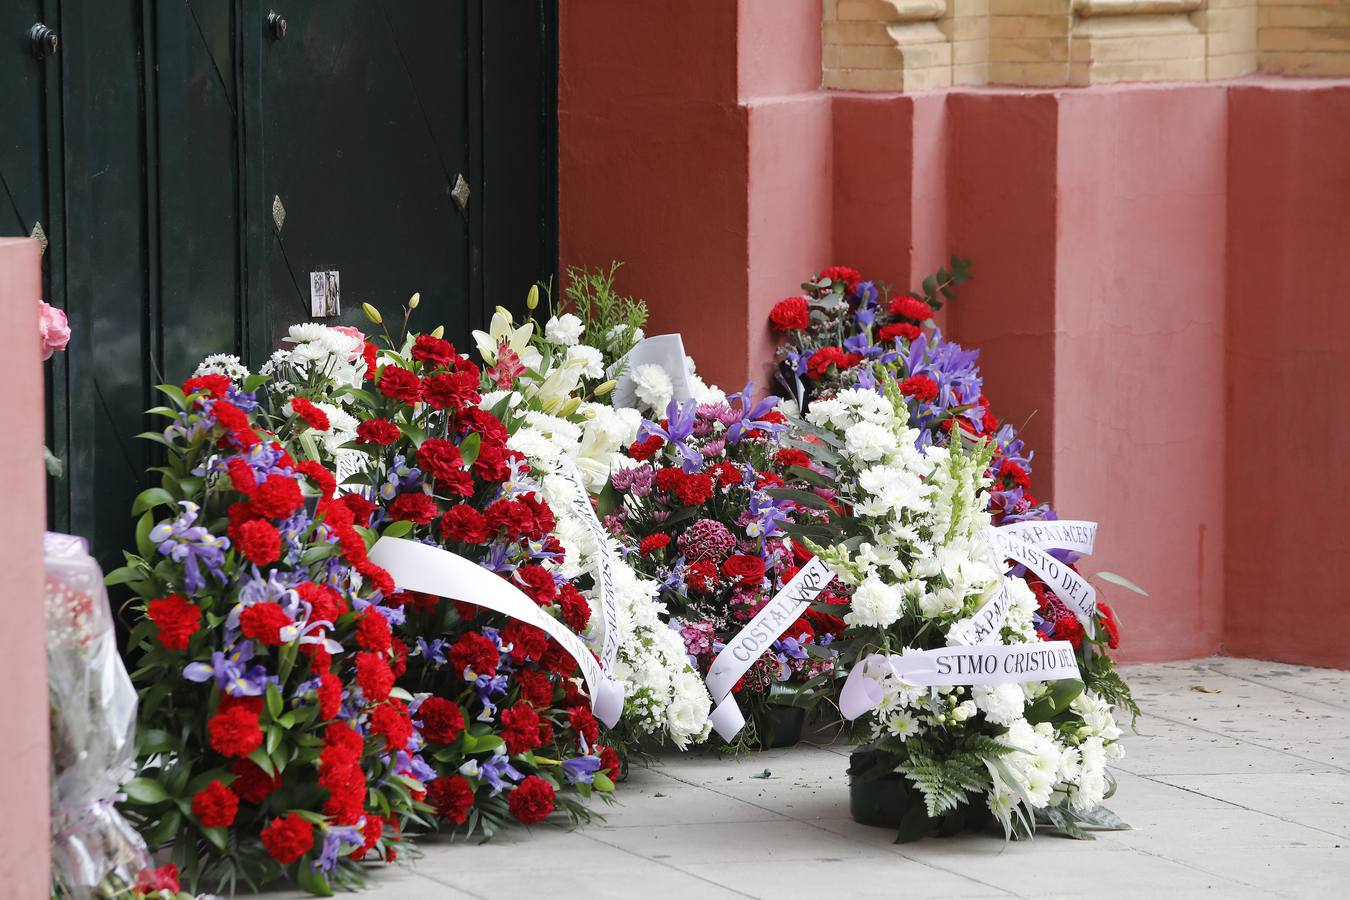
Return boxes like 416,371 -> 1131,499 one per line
1225,82 -> 1350,667
0,237 -> 50,897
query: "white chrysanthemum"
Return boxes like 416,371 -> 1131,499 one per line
972,683 -> 1025,726
195,353 -> 250,381
1071,736 -> 1108,811
632,363 -> 674,411
566,344 -> 605,379
545,313 -> 585,346
884,709 -> 922,741
845,578 -> 904,628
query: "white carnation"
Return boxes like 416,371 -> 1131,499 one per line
845,578 -> 904,628
544,313 -> 585,346
566,344 -> 605,379
632,363 -> 674,411
972,683 -> 1025,726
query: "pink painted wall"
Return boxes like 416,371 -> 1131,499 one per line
1050,87 -> 1230,662
558,3 -> 1350,667
1224,81 -> 1350,667
0,237 -> 51,897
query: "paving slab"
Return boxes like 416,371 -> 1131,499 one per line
244,657 -> 1350,899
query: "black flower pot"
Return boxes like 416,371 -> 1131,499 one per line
848,767 -> 914,828
847,751 -> 993,840
755,704 -> 807,749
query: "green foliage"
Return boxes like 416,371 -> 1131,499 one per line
894,734 -> 1011,818
555,262 -> 649,366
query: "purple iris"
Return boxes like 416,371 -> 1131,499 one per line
639,398 -> 702,471
183,644 -> 270,697
725,385 -> 786,445
416,637 -> 449,665
468,748 -> 525,795
149,501 -> 229,594
313,824 -> 365,873
562,755 -> 602,785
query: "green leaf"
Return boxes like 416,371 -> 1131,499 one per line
764,488 -> 833,511
381,519 -> 414,539
156,383 -> 189,408
265,684 -> 285,721
296,860 -> 334,897
243,373 -> 271,392
133,487 -> 176,515
134,511 -> 157,561
1095,571 -> 1149,596
247,747 -> 276,777
123,777 -> 170,805
138,728 -> 176,756
200,826 -> 229,851
592,772 -> 615,793
135,430 -> 174,448
300,543 -> 341,566
459,431 -> 482,467
104,564 -> 145,587
401,422 -> 427,447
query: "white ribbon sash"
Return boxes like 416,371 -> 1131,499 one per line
549,455 -> 620,673
839,641 -> 1081,721
947,581 -> 1012,647
704,556 -> 834,740
368,537 -> 625,727
989,529 -> 1097,637
995,519 -> 1097,556
608,334 -> 694,410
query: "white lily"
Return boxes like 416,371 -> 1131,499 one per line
472,307 -> 541,370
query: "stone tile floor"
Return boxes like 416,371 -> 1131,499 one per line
256,657 -> 1350,899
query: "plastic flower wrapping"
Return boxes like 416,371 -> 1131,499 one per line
46,532 -> 158,898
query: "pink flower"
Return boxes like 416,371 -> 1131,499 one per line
331,325 -> 366,362
39,301 -> 69,360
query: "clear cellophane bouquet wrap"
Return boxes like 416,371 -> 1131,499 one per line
46,532 -> 156,898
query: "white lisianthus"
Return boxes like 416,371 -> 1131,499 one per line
544,313 -> 584,346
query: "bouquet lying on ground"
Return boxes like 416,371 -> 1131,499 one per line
111,373 -> 417,895
769,265 -> 1139,840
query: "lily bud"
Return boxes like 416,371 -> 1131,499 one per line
430,325 -> 445,339
593,379 -> 617,397
526,283 -> 540,310
408,292 -> 420,310
559,396 -> 581,418
361,302 -> 383,325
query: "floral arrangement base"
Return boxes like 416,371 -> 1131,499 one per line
847,751 -> 990,841
753,704 -> 807,750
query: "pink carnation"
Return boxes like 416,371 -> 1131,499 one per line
39,301 -> 70,360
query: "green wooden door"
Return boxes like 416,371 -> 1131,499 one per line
2,1 -> 558,570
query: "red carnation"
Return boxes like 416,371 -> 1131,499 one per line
191,780 -> 239,828
768,296 -> 811,331
427,775 -> 475,825
654,467 -> 684,495
449,632 -> 500,677
722,554 -> 767,587
898,374 -> 940,404
362,341 -> 379,377
230,759 -> 283,805
1099,602 -> 1121,650
355,651 -> 394,701
417,438 -> 464,483
183,373 -> 231,399
211,399 -> 260,448
423,370 -> 481,411
806,345 -> 863,381
472,437 -> 512,483
289,397 -> 330,431
236,519 -> 281,567
568,706 -> 600,748
227,457 -> 257,494
416,696 -> 466,744
674,472 -> 714,506
627,435 -> 665,461
134,865 -> 181,895
261,813 -> 314,865
558,583 -> 591,632
514,564 -> 557,606
295,460 -> 337,500
147,594 -> 201,651
316,671 -> 343,720
338,492 -> 377,527
500,703 -> 542,755
501,621 -> 548,665
508,776 -> 556,826
356,609 -> 392,652
388,491 -> 439,525
351,815 -> 385,861
820,265 -> 862,292
378,366 -> 423,404
370,701 -> 413,752
412,334 -> 456,368
439,504 -> 491,544
297,581 -> 347,625
889,296 -> 934,322
639,533 -> 671,557
208,704 -> 263,758
774,448 -> 811,469
598,745 -> 622,781
878,322 -> 921,344
997,459 -> 1031,490
516,668 -> 555,708
240,602 -> 293,646
356,418 -> 401,446
686,560 -> 718,593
